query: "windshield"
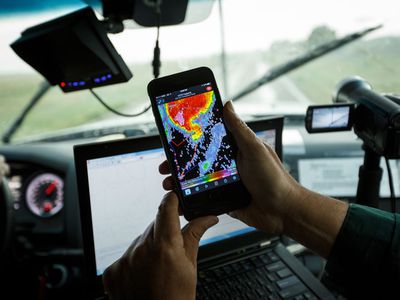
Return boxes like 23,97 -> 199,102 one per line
1,0 -> 400,142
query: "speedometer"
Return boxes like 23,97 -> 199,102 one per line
25,173 -> 64,218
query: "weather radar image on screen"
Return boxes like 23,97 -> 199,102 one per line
156,82 -> 239,196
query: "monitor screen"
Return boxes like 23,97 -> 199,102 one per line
311,106 -> 351,129
86,129 -> 276,275
298,157 -> 400,197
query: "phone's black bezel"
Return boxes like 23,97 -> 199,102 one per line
147,66 -> 250,220
305,103 -> 354,133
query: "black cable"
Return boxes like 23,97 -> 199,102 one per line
152,32 -> 161,79
90,89 -> 151,118
152,4 -> 161,79
385,156 -> 396,213
89,1 -> 161,118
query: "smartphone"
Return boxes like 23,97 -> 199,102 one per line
147,67 -> 251,220
305,104 -> 354,133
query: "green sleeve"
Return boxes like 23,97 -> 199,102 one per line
324,203 -> 400,298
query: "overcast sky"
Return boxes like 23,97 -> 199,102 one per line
1,0 -> 399,74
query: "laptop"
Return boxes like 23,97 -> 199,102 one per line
74,117 -> 334,299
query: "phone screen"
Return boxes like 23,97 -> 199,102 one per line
156,82 -> 239,197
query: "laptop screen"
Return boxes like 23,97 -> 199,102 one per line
86,129 -> 276,276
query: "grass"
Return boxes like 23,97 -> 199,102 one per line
1,36 -> 400,141
286,37 -> 400,103
0,57 -> 224,142
0,64 -> 156,141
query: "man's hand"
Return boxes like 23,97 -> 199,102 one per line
221,101 -> 305,235
159,101 -> 303,236
160,101 -> 348,258
102,192 -> 218,300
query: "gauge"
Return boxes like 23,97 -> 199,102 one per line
25,173 -> 64,218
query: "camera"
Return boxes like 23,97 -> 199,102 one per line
305,77 -> 400,159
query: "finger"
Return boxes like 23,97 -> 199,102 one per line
122,221 -> 155,257
154,192 -> 182,243
162,176 -> 174,190
182,216 -> 219,261
159,160 -> 171,175
102,260 -> 121,299
102,266 -> 114,296
103,263 -> 126,300
227,210 -> 248,226
223,101 -> 259,151
138,221 -> 155,243
228,211 -> 238,219
262,142 -> 283,165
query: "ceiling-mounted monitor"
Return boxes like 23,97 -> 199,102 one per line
10,7 -> 132,93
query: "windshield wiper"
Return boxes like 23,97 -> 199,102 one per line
231,24 -> 382,102
2,81 -> 51,144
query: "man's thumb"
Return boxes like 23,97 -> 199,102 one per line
182,216 -> 219,260
223,101 -> 258,151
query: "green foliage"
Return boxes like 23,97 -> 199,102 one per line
287,36 -> 400,104
306,25 -> 337,49
0,58 -> 224,142
1,27 -> 400,142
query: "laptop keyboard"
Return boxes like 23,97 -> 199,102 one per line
197,249 -> 319,300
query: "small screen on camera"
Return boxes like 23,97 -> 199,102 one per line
311,106 -> 350,129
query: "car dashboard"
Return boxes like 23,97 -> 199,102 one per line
3,143 -> 79,242
0,142 -> 84,298
0,119 -> 398,298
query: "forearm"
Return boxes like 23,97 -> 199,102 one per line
282,186 -> 349,258
324,204 -> 400,297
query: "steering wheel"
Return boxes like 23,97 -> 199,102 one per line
0,178 -> 13,263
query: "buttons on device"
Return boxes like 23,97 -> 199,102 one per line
182,174 -> 240,197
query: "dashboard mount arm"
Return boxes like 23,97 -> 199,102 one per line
356,144 -> 383,208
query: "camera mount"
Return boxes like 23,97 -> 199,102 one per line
334,77 -> 400,210
306,77 -> 400,210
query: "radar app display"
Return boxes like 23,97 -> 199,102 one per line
157,83 -> 238,196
